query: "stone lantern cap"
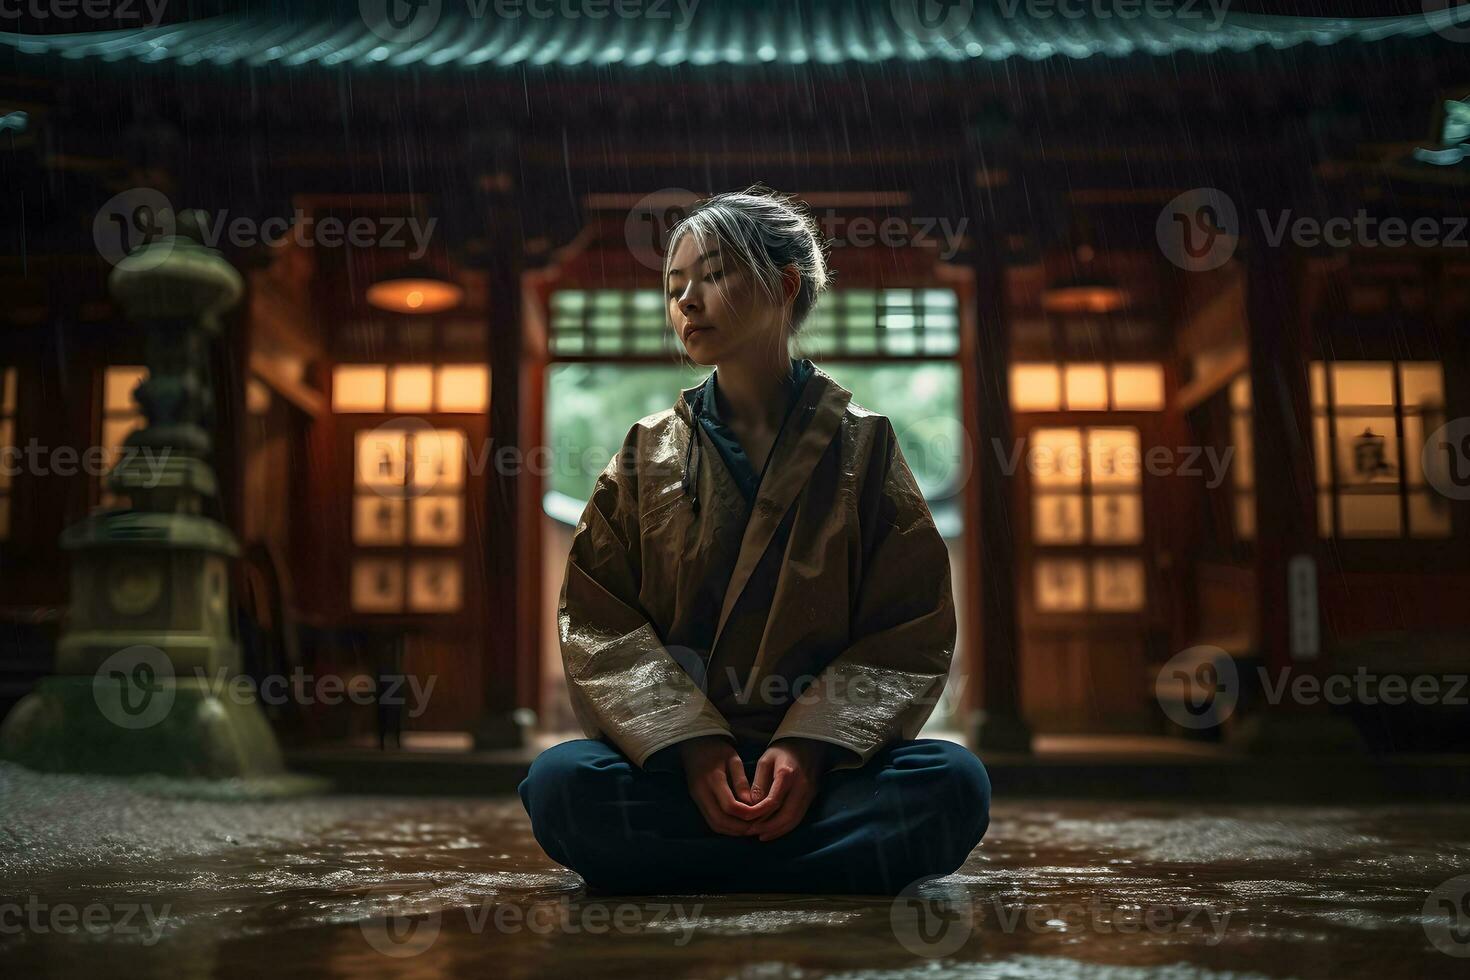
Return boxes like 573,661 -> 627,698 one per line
60,511 -> 239,557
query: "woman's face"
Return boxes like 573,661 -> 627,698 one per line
665,232 -> 787,366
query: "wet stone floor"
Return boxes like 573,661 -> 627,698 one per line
3,762 -> 1470,979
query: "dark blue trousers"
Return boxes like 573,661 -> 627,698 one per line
518,737 -> 991,895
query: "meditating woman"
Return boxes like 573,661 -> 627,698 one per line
518,185 -> 991,894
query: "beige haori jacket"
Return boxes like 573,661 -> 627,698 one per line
557,363 -> 956,772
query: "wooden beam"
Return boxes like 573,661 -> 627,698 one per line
248,351 -> 326,418
1176,347 -> 1248,414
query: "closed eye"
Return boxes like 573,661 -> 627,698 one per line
667,270 -> 724,299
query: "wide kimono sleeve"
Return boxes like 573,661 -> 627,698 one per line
771,417 -> 957,770
558,425 -> 735,768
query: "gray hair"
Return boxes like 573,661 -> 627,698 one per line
663,184 -> 833,353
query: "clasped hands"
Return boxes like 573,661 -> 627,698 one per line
676,734 -> 834,842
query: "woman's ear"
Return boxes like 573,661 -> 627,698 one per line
780,264 -> 801,306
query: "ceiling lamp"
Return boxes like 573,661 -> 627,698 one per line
1042,245 -> 1131,315
366,264 -> 464,315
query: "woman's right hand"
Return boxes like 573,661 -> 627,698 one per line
676,735 -> 777,836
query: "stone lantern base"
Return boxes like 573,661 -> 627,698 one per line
1,675 -> 285,780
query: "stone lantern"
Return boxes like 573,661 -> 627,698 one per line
0,211 -> 285,778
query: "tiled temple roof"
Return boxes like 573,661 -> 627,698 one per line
3,1 -> 1467,70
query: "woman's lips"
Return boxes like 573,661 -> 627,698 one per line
685,326 -> 712,340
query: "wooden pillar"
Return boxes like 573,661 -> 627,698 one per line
965,181 -> 1033,755
1244,239 -> 1314,674
1240,187 -> 1361,752
475,181 -> 528,749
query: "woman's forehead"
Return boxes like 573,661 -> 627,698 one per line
664,230 -> 720,270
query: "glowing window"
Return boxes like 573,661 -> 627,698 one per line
1087,428 -> 1142,487
1035,559 -> 1087,611
333,365 -> 387,412
1011,363 -> 1061,412
1033,494 -> 1084,544
1312,360 -> 1449,539
389,365 -> 434,412
436,365 -> 488,413
1011,362 -> 1164,412
411,497 -> 464,546
351,559 -> 403,613
1111,363 -> 1165,411
1093,558 -> 1146,611
1030,424 -> 1147,612
408,559 -> 462,612
1064,364 -> 1109,411
353,496 -> 405,546
333,364 -> 489,414
1031,428 -> 1085,489
351,425 -> 467,614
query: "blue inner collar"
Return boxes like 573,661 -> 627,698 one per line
693,357 -> 816,505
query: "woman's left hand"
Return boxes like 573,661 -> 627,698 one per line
745,738 -> 832,842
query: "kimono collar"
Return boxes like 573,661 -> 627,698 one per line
675,358 -> 848,526
677,357 -> 819,514
675,358 -> 854,665
699,357 -> 815,429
